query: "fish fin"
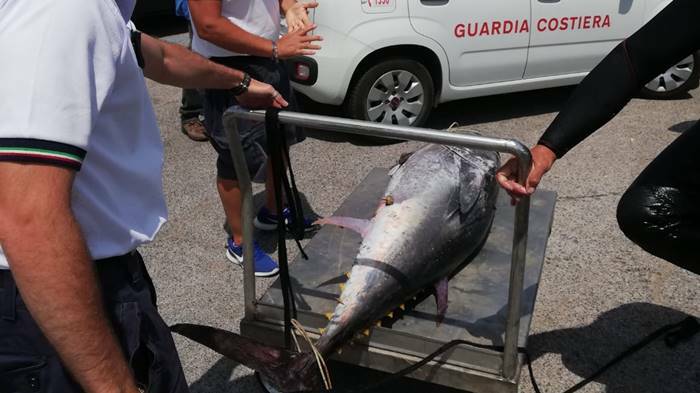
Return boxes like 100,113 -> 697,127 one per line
398,151 -> 414,165
386,312 -> 394,319
171,323 -> 321,392
314,216 -> 372,238
387,164 -> 401,176
457,151 -> 499,215
434,278 -> 449,326
324,312 -> 333,321
344,271 -> 350,278
318,327 -> 326,334
362,329 -> 370,337
388,151 -> 415,176
316,273 -> 349,288
376,321 -> 382,327
399,304 -> 406,310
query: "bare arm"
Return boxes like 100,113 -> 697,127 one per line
281,0 -> 318,33
189,0 -> 321,59
141,31 -> 244,89
140,33 -> 288,108
0,163 -> 139,393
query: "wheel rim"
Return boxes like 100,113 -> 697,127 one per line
366,70 -> 425,126
645,55 -> 694,93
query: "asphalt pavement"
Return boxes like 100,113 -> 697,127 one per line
141,31 -> 699,393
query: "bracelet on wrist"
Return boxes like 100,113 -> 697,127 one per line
271,40 -> 279,63
231,72 -> 251,96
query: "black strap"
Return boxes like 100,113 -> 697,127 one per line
130,30 -> 145,69
266,108 -> 307,348
279,127 -> 309,260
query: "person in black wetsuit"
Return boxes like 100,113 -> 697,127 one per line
497,0 -> 700,276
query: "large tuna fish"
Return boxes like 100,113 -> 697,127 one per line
172,143 -> 499,392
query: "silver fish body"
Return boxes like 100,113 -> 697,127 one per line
314,143 -> 500,358
171,143 -> 500,392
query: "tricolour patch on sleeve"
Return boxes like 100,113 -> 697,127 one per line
0,138 -> 86,171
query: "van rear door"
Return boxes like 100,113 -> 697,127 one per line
525,0 -> 645,78
407,0 -> 531,87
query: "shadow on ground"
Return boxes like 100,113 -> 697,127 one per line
668,120 -> 697,133
188,358 -> 262,393
528,302 -> 699,392
186,303 -> 696,393
188,357 -> 467,393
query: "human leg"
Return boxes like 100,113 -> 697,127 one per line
98,252 -> 189,393
0,253 -> 190,393
216,177 -> 243,244
616,121 -> 700,275
179,25 -> 206,142
255,157 -> 318,232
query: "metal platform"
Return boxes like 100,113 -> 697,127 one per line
223,108 -> 551,393
241,168 -> 556,393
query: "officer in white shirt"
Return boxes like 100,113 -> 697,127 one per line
0,0 -> 286,392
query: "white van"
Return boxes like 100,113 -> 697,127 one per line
289,0 -> 698,127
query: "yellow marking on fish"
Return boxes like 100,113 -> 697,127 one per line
337,347 -> 343,355
387,312 -> 394,319
376,321 -> 382,327
383,195 -> 394,206
319,328 -> 326,334
344,272 -> 350,278
399,304 -> 406,310
362,329 -> 370,337
339,283 -> 346,291
324,312 -> 333,320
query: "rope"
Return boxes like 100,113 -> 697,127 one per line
291,319 -> 333,390
446,122 -> 460,132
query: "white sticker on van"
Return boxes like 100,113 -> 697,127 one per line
361,0 -> 395,13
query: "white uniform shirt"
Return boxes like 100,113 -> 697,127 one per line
191,0 -> 281,58
0,0 -> 167,268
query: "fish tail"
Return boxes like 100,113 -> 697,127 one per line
171,323 -> 321,392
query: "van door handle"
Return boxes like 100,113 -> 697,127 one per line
420,0 -> 450,5
538,0 -> 561,3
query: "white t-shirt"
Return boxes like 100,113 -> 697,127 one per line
191,0 -> 281,58
0,0 -> 167,268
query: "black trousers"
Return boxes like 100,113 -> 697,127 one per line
617,122 -> 700,275
0,252 -> 189,393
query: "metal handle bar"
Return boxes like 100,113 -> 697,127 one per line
222,108 -> 532,381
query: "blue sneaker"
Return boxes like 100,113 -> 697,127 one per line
254,207 -> 317,232
226,238 -> 279,277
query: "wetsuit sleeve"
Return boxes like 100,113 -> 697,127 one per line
538,0 -> 700,158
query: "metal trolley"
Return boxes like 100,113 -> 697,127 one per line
223,108 -> 556,393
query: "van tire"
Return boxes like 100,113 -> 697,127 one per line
640,51 -> 700,99
346,59 -> 434,128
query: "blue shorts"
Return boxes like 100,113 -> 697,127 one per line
203,56 -> 305,182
